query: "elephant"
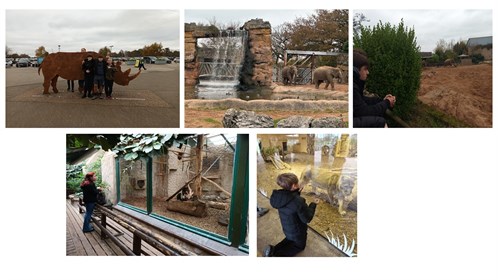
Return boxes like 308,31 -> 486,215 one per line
282,65 -> 297,85
312,66 -> 343,90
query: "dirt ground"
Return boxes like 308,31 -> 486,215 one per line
5,63 -> 179,127
121,197 -> 228,237
418,64 -> 492,127
272,83 -> 348,94
185,109 -> 347,128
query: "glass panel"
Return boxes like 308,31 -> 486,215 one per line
119,157 -> 148,212
257,134 -> 357,257
152,134 -> 237,238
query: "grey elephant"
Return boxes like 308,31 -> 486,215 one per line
313,66 -> 343,90
282,65 -> 297,85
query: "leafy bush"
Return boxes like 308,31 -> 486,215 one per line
354,20 -> 422,117
112,134 -> 196,161
471,53 -> 485,64
86,156 -> 108,190
66,164 -> 84,194
66,156 -> 108,196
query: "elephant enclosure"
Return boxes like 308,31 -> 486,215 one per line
418,64 -> 492,127
184,83 -> 349,128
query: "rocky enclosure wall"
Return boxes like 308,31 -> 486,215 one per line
239,19 -> 273,87
184,19 -> 273,88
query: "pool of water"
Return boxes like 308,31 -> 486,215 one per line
185,80 -> 275,100
186,79 -> 342,101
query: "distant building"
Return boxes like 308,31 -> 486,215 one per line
419,52 -> 433,60
467,36 -> 492,60
419,52 -> 433,67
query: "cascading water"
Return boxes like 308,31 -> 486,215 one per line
193,29 -> 248,100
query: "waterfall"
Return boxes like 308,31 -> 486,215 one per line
207,29 -> 246,81
195,29 -> 248,100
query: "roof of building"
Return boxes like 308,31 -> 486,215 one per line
467,36 -> 492,47
419,52 -> 433,58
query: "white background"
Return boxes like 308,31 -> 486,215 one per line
1,1 -> 497,280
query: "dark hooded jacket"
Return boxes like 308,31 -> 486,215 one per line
82,58 -> 95,76
270,189 -> 316,242
352,67 -> 390,118
81,181 -> 98,204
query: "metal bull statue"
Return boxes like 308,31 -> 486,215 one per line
38,52 -> 141,94
299,165 -> 357,215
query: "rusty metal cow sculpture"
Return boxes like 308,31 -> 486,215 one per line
38,51 -> 140,94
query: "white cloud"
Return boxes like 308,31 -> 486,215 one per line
6,10 -> 179,55
355,9 -> 492,52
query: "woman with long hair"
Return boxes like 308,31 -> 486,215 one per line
81,172 -> 99,233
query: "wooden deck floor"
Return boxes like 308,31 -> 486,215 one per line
66,199 -> 163,256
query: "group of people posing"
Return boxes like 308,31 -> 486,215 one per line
66,49 -> 117,100
81,54 -> 117,99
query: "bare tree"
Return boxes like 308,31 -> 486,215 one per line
271,23 -> 292,63
6,45 -> 12,57
353,13 -> 369,38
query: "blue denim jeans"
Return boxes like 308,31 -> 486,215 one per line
82,202 -> 96,232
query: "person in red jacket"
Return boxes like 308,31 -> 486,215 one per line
263,173 -> 318,257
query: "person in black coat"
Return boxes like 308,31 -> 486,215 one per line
81,172 -> 100,233
81,55 -> 96,98
353,49 -> 396,127
263,173 -> 318,257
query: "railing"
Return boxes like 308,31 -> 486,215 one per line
273,67 -> 313,84
91,204 -> 197,256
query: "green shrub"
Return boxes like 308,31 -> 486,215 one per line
66,164 -> 84,194
354,20 -> 422,117
471,53 -> 484,64
86,156 -> 108,190
66,156 -> 108,196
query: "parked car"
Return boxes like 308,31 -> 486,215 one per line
16,57 -> 31,67
30,57 -> 40,67
143,56 -> 157,64
173,57 -> 180,63
6,59 -> 13,67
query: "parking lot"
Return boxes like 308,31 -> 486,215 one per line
5,63 -> 179,127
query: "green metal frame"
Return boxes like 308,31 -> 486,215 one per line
146,157 -> 153,214
115,135 -> 249,251
228,134 -> 249,248
115,157 -> 120,203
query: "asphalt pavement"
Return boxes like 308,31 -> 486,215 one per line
5,63 -> 179,128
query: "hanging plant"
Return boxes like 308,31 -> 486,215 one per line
112,134 -> 197,161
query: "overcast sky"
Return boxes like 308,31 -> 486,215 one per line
186,10 -> 316,28
355,10 -> 492,52
6,10 -> 179,55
